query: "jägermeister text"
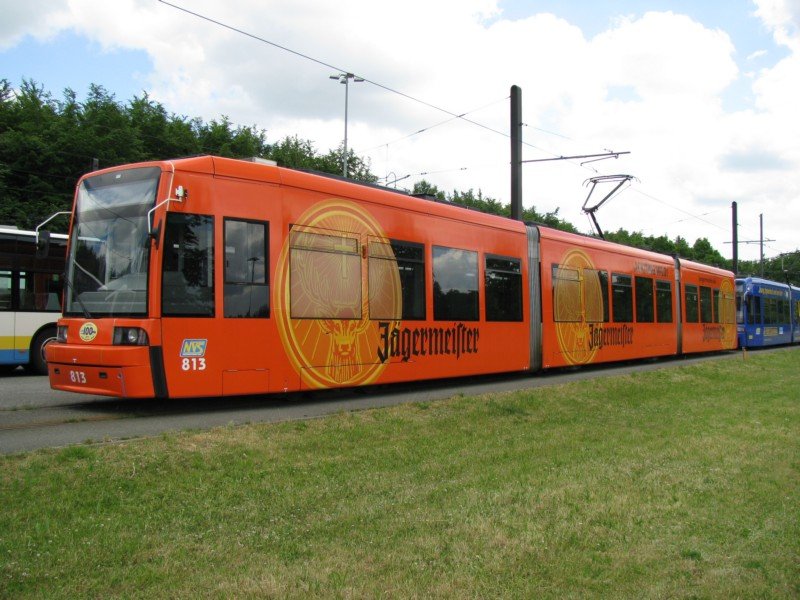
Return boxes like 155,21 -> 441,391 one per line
377,321 -> 480,363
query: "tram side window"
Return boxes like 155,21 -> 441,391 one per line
764,298 -> 789,325
721,290 -> 735,324
585,269 -> 609,323
746,295 -> 761,325
485,255 -> 522,322
611,273 -> 633,323
433,246 -> 478,321
162,213 -> 215,317
369,240 -> 425,320
552,265 -> 580,323
764,298 -> 776,325
684,284 -> 699,323
635,276 -> 654,323
223,219 -> 269,318
712,289 -> 721,323
699,286 -> 713,323
656,280 -> 673,323
290,228 -> 361,319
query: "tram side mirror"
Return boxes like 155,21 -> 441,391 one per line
36,230 -> 51,259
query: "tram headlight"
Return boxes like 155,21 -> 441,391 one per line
113,327 -> 149,346
57,326 -> 68,343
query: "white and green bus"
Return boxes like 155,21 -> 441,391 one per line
0,226 -> 66,374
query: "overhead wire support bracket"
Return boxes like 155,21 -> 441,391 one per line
581,174 -> 638,240
521,150 -> 630,164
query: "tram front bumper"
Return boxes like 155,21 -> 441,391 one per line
46,343 -> 156,398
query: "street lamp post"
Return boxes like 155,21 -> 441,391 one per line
330,72 -> 364,177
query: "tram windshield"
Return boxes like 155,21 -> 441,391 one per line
64,167 -> 160,317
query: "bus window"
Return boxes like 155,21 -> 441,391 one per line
18,271 -> 62,312
369,240 -> 425,320
485,255 -> 522,322
656,280 -> 673,323
0,270 -> 10,310
699,286 -> 713,323
611,273 -> 633,323
635,276 -> 654,323
223,219 -> 269,318
162,213 -> 215,317
684,284 -> 699,323
433,246 -> 478,321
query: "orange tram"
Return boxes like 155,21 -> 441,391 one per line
47,156 -> 737,398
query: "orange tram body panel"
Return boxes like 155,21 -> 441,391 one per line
47,156 -> 736,399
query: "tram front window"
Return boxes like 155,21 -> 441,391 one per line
65,167 -> 160,317
735,282 -> 744,324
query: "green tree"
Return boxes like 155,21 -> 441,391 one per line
0,79 -> 74,228
266,136 -> 320,170
673,236 -> 693,259
127,94 -> 199,160
316,143 -> 377,183
411,179 -> 445,200
195,117 -> 266,158
691,237 -> 727,268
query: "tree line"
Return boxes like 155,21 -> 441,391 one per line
0,79 -> 795,282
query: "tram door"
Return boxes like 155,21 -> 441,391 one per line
218,217 -> 271,395
159,213 -> 221,396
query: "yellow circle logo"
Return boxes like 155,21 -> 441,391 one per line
79,322 -> 98,342
273,200 -> 402,388
553,249 -> 604,365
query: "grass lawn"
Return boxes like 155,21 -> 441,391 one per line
1,350 -> 798,598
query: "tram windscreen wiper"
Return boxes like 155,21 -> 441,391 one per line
61,271 -> 92,320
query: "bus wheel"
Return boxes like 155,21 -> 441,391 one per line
30,328 -> 57,375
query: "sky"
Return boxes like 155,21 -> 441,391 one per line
1,0 -> 798,262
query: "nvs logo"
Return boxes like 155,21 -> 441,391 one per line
180,339 -> 207,357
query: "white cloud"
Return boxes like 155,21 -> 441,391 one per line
1,0 -> 799,259
0,0 -> 72,49
753,0 -> 800,50
746,48 -> 769,60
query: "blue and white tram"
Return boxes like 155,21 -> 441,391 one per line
735,276 -> 795,348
